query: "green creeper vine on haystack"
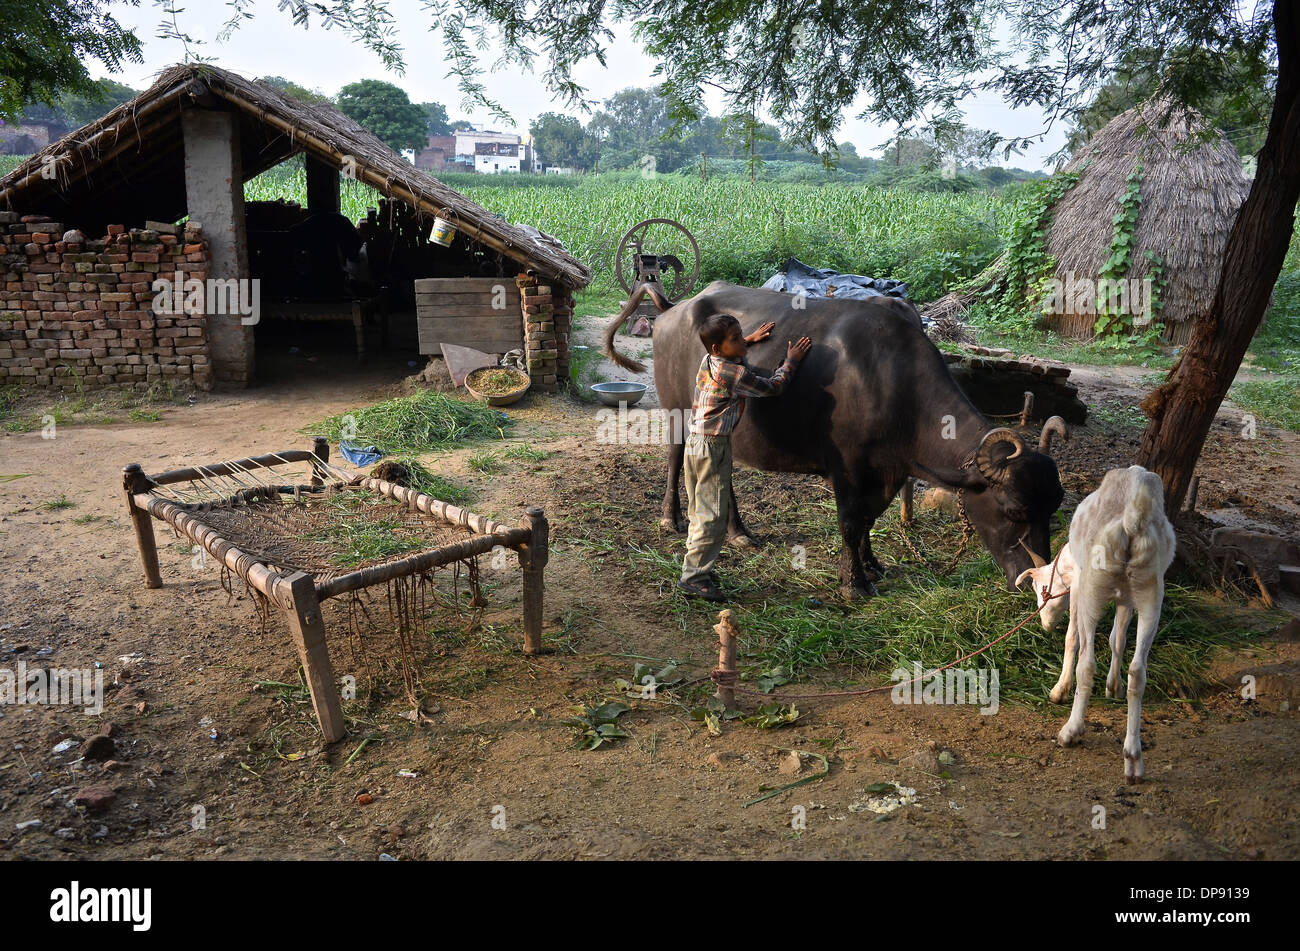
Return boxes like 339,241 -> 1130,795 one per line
1093,166 -> 1163,348
984,169 -> 1082,330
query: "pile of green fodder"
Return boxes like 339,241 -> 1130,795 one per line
304,390 -> 509,455
614,480 -> 1282,704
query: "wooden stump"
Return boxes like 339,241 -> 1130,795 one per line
283,571 -> 346,744
713,610 -> 739,711
519,507 -> 549,655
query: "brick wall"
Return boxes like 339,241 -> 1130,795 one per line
0,212 -> 212,391
516,275 -> 575,393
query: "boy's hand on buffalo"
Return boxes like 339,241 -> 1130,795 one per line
746,321 -> 776,344
787,336 -> 812,362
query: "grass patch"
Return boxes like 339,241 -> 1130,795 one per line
467,451 -> 503,475
565,459 -> 1280,704
970,321 -> 1173,369
304,390 -> 509,455
569,345 -> 608,399
128,408 -> 163,422
1229,376 -> 1300,432
44,495 -> 75,510
72,513 -> 106,524
1091,398 -> 1148,431
503,442 -> 550,462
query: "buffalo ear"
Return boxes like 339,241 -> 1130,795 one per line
912,462 -> 987,491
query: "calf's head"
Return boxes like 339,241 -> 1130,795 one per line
1015,542 -> 1075,630
916,427 -> 1065,588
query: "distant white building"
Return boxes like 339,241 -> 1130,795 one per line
544,166 -> 574,176
455,127 -> 518,158
475,142 -> 521,174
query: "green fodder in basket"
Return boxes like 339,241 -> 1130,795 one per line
469,369 -> 527,396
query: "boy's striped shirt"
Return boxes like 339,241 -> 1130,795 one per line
689,354 -> 796,436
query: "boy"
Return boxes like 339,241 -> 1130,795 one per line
678,313 -> 812,601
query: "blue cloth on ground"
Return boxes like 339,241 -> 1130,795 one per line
339,442 -> 384,467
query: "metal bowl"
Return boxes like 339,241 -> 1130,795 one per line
591,381 -> 648,407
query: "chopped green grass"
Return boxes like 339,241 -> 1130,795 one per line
304,491 -> 431,568
304,390 -> 509,455
387,457 -> 474,505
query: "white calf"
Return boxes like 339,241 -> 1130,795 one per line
1015,465 -> 1176,783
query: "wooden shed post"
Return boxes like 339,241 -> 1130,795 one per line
283,571 -> 347,744
123,464 -> 162,589
518,507 -> 549,655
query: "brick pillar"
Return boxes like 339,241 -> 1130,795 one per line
552,285 -> 573,384
516,273 -> 558,393
182,108 -> 252,386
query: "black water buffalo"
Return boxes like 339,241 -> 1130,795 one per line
603,281 -> 1065,597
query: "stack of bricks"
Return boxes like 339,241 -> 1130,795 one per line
552,285 -> 573,384
517,274 -> 560,393
0,212 -> 212,391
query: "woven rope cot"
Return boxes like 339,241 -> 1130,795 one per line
122,438 -> 548,742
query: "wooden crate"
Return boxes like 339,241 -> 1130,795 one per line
415,277 -> 522,354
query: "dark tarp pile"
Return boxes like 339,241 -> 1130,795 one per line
761,257 -> 909,301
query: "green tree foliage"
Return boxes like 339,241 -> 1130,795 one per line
60,77 -> 137,124
336,79 -> 428,153
418,101 -> 452,136
258,75 -> 333,106
587,86 -> 691,172
0,0 -> 142,122
1065,47 -> 1275,157
529,111 -> 597,170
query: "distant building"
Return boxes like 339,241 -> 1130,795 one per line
0,119 -> 61,155
414,135 -> 457,172
474,141 -> 522,174
544,166 -> 575,176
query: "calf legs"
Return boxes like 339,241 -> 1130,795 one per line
1105,603 -> 1134,700
1057,594 -> 1103,747
1048,608 -> 1078,705
1123,585 -> 1162,784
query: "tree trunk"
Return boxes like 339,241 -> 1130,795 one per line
1137,0 -> 1300,515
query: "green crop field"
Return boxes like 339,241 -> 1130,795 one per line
241,161 -> 1008,301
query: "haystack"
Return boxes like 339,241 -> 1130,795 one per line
1045,99 -> 1252,345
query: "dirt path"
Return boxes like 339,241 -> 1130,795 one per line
0,356 -> 1296,861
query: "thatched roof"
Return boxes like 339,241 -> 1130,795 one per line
0,63 -> 590,288
1045,99 -> 1251,344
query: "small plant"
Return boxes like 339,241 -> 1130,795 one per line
503,443 -> 550,462
564,700 -> 631,750
129,408 -> 162,422
743,702 -> 802,729
467,451 -> 503,474
45,495 -> 75,510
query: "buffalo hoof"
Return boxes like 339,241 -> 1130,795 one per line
726,533 -> 758,549
840,583 -> 877,601
659,516 -> 686,533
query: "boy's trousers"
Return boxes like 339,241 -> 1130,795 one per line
680,432 -> 732,584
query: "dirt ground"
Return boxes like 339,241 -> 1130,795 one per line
1,343 -> 1297,861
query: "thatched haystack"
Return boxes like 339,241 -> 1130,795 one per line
1045,99 -> 1251,345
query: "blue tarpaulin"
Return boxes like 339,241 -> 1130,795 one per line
761,257 -> 909,301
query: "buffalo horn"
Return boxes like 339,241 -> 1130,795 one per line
1038,416 -> 1068,453
975,428 -> 1025,482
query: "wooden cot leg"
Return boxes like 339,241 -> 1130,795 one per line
518,507 -> 549,655
311,436 -> 329,489
283,571 -> 347,744
122,464 -> 162,589
352,301 -> 366,363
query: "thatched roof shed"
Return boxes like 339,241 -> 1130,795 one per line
1045,99 -> 1251,345
0,63 -> 590,288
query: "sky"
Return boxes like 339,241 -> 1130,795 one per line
88,0 -> 1068,170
